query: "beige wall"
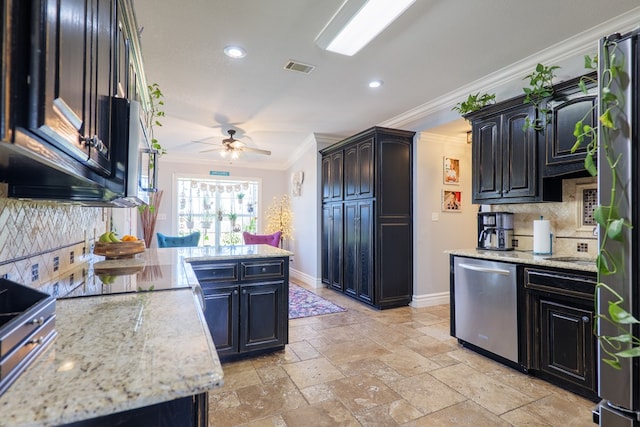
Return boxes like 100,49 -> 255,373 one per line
413,132 -> 477,307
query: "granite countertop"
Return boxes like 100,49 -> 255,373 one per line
446,248 -> 597,273
0,288 -> 224,427
0,244 -> 292,426
181,244 -> 293,263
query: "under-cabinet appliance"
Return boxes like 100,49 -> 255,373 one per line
477,212 -> 514,251
110,98 -> 158,206
453,257 -> 520,364
594,29 -> 640,426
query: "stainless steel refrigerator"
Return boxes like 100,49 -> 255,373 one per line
596,29 -> 640,426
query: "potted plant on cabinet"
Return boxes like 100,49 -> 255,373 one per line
138,83 -> 167,247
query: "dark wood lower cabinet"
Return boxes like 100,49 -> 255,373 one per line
202,285 -> 239,357
525,267 -> 597,400
62,393 -> 208,427
539,299 -> 594,391
190,257 -> 289,360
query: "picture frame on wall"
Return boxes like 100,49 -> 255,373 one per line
443,157 -> 460,185
442,189 -> 462,212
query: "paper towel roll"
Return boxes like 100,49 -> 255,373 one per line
533,220 -> 551,254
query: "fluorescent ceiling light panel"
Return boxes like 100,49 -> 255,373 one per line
316,0 -> 415,56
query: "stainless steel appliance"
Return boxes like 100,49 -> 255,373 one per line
0,279 -> 57,397
453,257 -> 519,364
594,30 -> 640,426
477,212 -> 514,251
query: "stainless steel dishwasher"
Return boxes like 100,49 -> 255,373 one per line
453,256 -> 519,363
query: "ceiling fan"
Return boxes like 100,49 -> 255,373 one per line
196,129 -> 271,159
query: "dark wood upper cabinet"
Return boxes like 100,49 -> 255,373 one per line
29,0 -> 115,176
1,0 -> 150,204
344,138 -> 374,200
543,74 -> 597,178
471,102 -> 544,203
321,151 -> 344,201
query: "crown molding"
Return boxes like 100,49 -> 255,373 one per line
381,6 -> 640,130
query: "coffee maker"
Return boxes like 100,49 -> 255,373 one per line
477,212 -> 514,251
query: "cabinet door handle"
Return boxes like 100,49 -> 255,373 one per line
82,135 -> 108,156
233,290 -> 238,295
242,289 -> 247,294
582,316 -> 590,323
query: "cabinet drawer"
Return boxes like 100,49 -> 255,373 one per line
190,262 -> 238,283
524,268 -> 595,299
241,260 -> 285,280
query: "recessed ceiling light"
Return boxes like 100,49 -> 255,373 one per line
224,46 -> 246,59
315,0 -> 416,56
368,80 -> 383,88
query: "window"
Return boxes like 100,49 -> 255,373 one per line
176,177 -> 260,246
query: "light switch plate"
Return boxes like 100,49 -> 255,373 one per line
431,212 -> 439,221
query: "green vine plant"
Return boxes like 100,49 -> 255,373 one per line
522,63 -> 560,131
147,82 -> 168,161
572,38 -> 640,370
452,92 -> 496,116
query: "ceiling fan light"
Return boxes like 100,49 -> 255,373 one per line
231,151 -> 240,160
220,150 -> 228,158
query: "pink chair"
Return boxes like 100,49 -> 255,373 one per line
242,231 -> 281,247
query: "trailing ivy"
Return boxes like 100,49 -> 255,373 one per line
573,37 -> 640,370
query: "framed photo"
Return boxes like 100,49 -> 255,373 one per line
442,189 -> 462,212
443,157 -> 460,185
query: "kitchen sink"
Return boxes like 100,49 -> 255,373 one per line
543,256 -> 596,266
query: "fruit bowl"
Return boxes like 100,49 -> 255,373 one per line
93,241 -> 145,259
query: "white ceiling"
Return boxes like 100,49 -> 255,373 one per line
133,0 -> 640,169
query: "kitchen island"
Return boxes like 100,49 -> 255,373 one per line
0,244 -> 291,426
185,244 -> 293,360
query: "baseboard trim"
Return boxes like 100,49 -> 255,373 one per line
410,291 -> 450,308
289,268 -> 323,289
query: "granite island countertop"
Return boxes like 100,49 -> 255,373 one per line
0,288 -> 224,427
180,244 -> 293,263
0,244 -> 293,427
446,248 -> 597,273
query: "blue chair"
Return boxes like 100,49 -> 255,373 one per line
156,231 -> 200,248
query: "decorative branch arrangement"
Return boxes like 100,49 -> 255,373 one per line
265,194 -> 294,246
138,190 -> 164,248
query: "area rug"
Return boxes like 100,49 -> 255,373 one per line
289,283 -> 346,319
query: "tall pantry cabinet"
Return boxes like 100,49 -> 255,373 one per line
320,127 -> 415,309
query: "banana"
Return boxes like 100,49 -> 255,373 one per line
98,274 -> 116,284
99,232 -> 112,243
108,231 -> 121,243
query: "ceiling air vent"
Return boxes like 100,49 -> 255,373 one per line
284,60 -> 315,74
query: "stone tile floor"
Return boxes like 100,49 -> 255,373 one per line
208,283 -> 596,426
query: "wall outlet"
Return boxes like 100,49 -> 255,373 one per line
157,213 -> 167,221
512,239 -> 519,248
577,242 -> 588,253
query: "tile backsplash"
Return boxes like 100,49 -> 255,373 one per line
491,177 -> 598,257
0,184 -> 108,286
